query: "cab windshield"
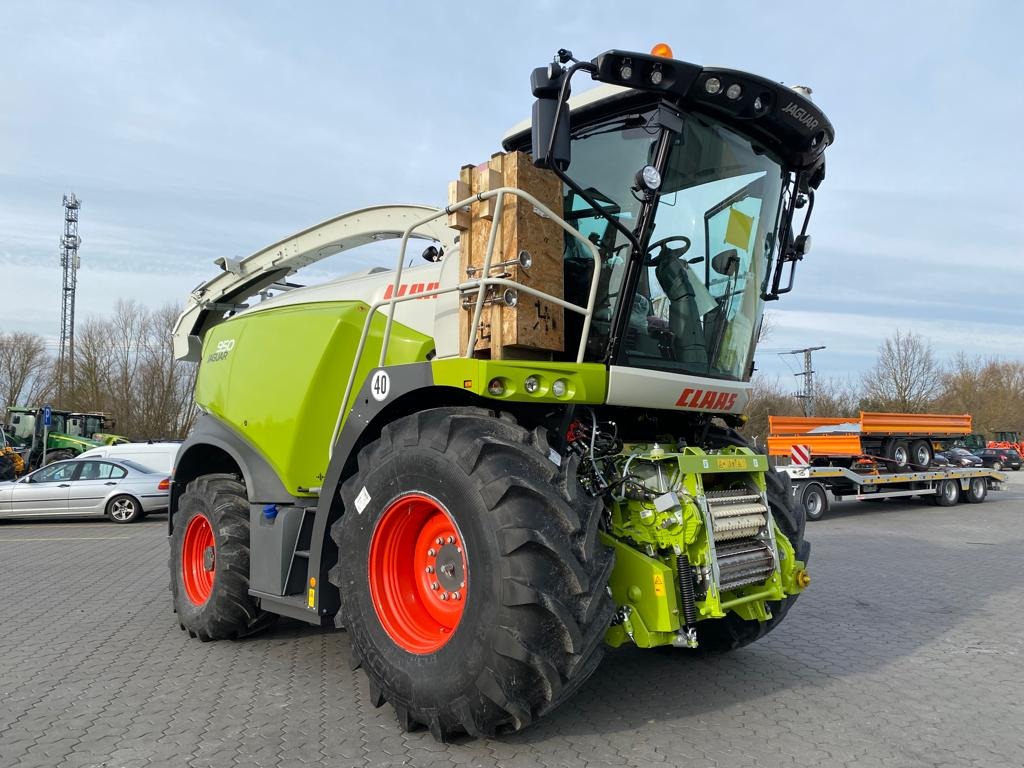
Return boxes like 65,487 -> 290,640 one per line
562,109 -> 787,380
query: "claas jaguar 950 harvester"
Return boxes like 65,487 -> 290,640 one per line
169,45 -> 833,739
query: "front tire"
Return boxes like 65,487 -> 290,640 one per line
330,407 -> 614,740
170,474 -> 275,641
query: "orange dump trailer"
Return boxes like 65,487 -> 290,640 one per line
768,412 -> 972,470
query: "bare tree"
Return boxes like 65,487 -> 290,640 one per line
937,354 -> 1024,436
67,302 -> 197,439
0,331 -> 52,410
860,330 -> 942,412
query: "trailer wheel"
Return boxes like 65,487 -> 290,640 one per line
935,479 -> 960,507
964,477 -> 987,504
170,474 -> 276,641
909,439 -> 933,470
330,407 -> 614,740
801,483 -> 828,521
886,439 -> 910,470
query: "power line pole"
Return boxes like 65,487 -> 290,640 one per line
783,346 -> 825,417
57,193 -> 82,406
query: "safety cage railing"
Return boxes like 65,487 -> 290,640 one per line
331,187 -> 603,457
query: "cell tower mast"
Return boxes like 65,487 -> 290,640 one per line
57,193 -> 82,406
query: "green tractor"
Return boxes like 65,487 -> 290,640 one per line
66,411 -> 129,445
4,406 -> 105,470
169,46 -> 832,739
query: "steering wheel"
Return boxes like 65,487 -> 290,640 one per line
644,235 -> 692,267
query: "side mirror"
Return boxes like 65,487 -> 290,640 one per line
530,64 -> 571,171
712,249 -> 740,276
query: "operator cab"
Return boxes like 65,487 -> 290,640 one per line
503,47 -> 832,386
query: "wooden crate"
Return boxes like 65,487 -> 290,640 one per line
453,152 -> 564,358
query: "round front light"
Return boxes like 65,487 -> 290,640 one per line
726,83 -> 742,100
552,379 -> 568,398
636,165 -> 662,191
649,68 -> 663,86
488,378 -> 506,396
619,63 -> 633,80
704,77 -> 721,94
524,375 -> 540,394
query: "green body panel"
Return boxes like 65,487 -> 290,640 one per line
195,301 -> 433,495
602,444 -> 805,648
431,358 -> 607,404
47,433 -> 104,454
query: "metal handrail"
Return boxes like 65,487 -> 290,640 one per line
329,187 -> 603,458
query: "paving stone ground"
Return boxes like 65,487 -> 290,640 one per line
1,476 -> 1021,768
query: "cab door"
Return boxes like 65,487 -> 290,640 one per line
8,462 -> 77,516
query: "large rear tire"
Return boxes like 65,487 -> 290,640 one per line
697,425 -> 808,652
170,474 -> 276,641
330,407 -> 615,740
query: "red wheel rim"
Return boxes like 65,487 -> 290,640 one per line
368,493 -> 467,654
182,514 -> 216,606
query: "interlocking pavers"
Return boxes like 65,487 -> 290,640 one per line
0,478 -> 1021,767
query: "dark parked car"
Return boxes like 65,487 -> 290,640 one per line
943,447 -> 983,468
931,452 -> 953,468
972,448 -> 1021,471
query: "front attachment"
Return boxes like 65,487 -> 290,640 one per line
602,445 -> 808,649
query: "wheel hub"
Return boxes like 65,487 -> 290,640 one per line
181,514 -> 216,606
368,493 -> 468,654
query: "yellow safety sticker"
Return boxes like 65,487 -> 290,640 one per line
717,457 -> 747,470
653,573 -> 666,597
307,588 -> 316,608
725,207 -> 754,251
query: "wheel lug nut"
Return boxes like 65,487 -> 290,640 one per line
459,581 -> 465,589
453,591 -> 461,600
435,537 -> 443,545
425,566 -> 434,574
456,546 -> 462,553
440,593 -> 449,601
447,536 -> 455,544
427,548 -> 436,557
431,582 -> 439,590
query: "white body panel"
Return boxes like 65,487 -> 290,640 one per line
605,366 -> 751,414
78,443 -> 181,474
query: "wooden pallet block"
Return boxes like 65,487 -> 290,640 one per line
456,152 -> 564,358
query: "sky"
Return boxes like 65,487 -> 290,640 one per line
2,1 -> 1022,386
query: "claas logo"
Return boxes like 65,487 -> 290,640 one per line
383,282 -> 440,300
676,387 -> 738,411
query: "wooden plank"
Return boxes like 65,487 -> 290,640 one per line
496,151 -> 564,355
446,177 -> 471,231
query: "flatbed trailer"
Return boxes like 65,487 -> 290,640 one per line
778,464 -> 1006,520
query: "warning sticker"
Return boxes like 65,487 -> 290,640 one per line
653,573 -> 666,597
354,486 -> 371,514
